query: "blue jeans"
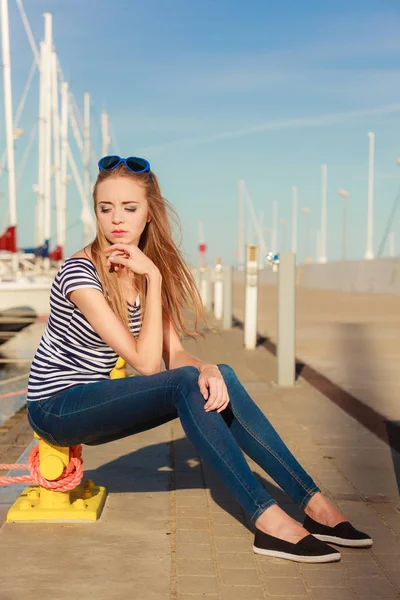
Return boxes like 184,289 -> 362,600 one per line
27,364 -> 320,523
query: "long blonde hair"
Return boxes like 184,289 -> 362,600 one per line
90,163 -> 209,339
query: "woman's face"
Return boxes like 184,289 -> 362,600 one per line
95,177 -> 150,246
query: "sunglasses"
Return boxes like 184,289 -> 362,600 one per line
98,155 -> 151,175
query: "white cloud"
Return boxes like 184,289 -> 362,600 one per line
139,104 -> 400,154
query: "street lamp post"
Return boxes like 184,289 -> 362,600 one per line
337,189 -> 349,261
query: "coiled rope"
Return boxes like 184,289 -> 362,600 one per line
0,444 -> 83,491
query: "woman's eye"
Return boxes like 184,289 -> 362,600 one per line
126,207 -> 137,212
100,207 -> 110,213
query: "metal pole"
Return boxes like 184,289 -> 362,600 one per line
51,51 -> 61,252
43,13 -> 53,270
244,245 -> 258,349
277,252 -> 296,386
83,92 -> 92,245
319,164 -> 327,263
101,111 -> 110,156
36,41 -> 46,247
222,264 -> 233,329
1,0 -> 18,270
60,82 -> 69,255
291,185 -> 297,254
271,201 -> 278,255
365,132 -> 375,260
214,258 -> 223,320
238,180 -> 245,270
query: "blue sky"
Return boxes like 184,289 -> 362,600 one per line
2,0 -> 400,265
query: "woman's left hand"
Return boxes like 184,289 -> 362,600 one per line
198,365 -> 230,413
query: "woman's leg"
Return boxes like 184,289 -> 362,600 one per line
216,364 -> 346,530
28,366 -> 278,522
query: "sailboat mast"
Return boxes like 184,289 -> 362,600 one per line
1,0 -> 18,268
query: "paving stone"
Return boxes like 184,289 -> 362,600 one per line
177,529 -> 213,544
177,575 -> 219,595
302,569 -> 347,587
265,576 -> 308,596
176,558 -> 215,576
349,576 -> 398,598
212,523 -> 248,537
220,585 -> 266,600
176,543 -> 213,560
219,567 -> 261,586
216,552 -> 258,570
214,537 -> 251,553
309,588 -> 356,600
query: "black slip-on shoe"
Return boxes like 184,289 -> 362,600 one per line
253,530 -> 341,563
303,515 -> 373,548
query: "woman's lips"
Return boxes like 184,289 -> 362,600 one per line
112,231 -> 127,237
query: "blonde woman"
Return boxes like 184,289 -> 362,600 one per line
27,156 -> 372,562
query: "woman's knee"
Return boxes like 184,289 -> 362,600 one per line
168,365 -> 199,388
217,363 -> 237,382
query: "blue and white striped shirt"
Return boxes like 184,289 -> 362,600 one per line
27,257 -> 141,401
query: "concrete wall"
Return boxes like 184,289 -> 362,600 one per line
233,257 -> 400,296
299,258 -> 400,296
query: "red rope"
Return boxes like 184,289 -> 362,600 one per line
0,388 -> 27,399
0,444 -> 83,491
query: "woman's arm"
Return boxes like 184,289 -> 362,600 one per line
69,266 -> 163,376
162,319 -> 217,373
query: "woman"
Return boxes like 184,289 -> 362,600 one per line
27,156 -> 372,563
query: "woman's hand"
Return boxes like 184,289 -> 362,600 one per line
105,243 -> 159,276
198,365 -> 230,413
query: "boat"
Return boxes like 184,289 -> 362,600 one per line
0,305 -> 37,346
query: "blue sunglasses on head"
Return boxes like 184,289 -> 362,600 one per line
98,155 -> 151,178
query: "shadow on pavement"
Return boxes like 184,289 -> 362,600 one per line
83,435 -> 301,533
233,316 -> 400,495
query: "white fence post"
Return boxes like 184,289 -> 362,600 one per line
222,264 -> 233,329
277,252 -> 296,386
244,245 -> 258,349
214,258 -> 223,320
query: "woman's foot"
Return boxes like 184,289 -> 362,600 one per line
304,492 -> 346,528
255,504 -> 309,544
303,492 -> 373,548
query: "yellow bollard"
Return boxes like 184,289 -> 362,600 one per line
6,433 -> 107,522
7,356 -> 131,522
110,356 -> 127,379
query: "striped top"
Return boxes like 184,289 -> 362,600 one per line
27,257 -> 141,402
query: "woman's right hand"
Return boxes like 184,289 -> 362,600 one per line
105,243 -> 159,276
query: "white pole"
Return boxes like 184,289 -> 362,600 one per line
271,200 -> 278,255
258,210 -> 265,269
365,132 -> 375,260
36,41 -> 46,247
60,82 -> 69,253
43,13 -> 53,270
319,164 -> 327,263
51,51 -> 61,251
101,111 -> 110,156
222,264 -> 233,329
214,258 -> 223,320
291,185 -> 297,255
83,92 -> 92,245
1,0 -> 18,269
238,179 -> 245,270
277,253 -> 296,387
244,245 -> 258,349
